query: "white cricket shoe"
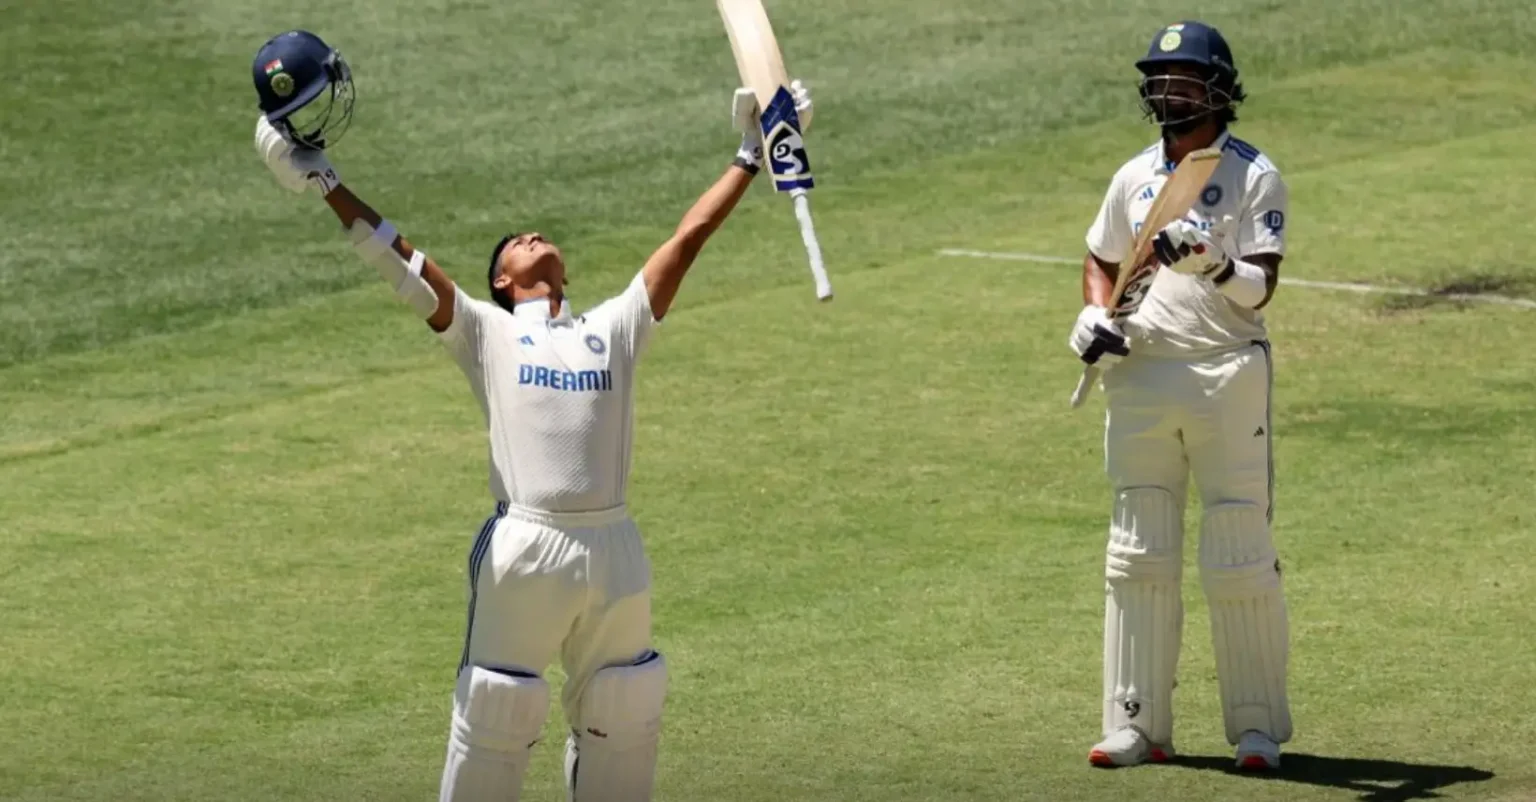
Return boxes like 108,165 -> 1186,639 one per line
1235,730 -> 1280,771
1088,727 -> 1175,767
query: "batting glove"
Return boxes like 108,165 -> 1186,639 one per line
1069,305 -> 1130,368
791,78 -> 813,132
255,116 -> 341,195
1150,218 -> 1230,278
731,88 -> 764,174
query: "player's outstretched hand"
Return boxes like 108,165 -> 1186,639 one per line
254,116 -> 341,195
1151,218 -> 1232,278
1069,305 -> 1130,368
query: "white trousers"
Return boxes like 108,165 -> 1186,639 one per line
1103,341 -> 1273,512
458,502 -> 654,730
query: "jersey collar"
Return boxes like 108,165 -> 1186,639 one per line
513,296 -> 574,323
1153,130 -> 1231,174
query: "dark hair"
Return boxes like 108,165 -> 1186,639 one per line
487,233 -> 521,312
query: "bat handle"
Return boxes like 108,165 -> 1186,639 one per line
790,188 -> 833,301
1070,364 -> 1100,408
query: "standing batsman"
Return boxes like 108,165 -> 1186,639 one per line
248,30 -> 812,801
1067,21 -> 1292,770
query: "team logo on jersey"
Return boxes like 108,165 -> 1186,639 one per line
585,334 -> 606,354
1263,210 -> 1285,233
1201,184 -> 1223,206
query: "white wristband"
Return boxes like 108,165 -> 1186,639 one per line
1214,258 -> 1269,307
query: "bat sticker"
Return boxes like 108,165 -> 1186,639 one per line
759,85 -> 814,191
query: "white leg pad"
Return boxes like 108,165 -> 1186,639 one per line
438,665 -> 550,802
1103,487 -> 1184,746
1199,502 -> 1292,744
566,651 -> 668,802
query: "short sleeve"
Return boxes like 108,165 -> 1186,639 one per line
436,284 -> 499,371
1238,170 -> 1288,258
1086,171 -> 1133,264
586,271 -> 659,361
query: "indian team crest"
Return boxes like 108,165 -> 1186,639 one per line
585,334 -> 606,355
270,72 -> 295,97
1158,23 -> 1185,52
1201,184 -> 1223,206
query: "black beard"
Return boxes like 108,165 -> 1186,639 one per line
1161,113 -> 1211,137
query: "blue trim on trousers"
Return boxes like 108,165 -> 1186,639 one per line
459,501 -> 509,675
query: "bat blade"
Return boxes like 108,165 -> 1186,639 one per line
716,0 -> 788,112
1070,146 -> 1224,408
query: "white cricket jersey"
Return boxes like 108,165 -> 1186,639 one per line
437,271 -> 658,513
1086,130 -> 1289,359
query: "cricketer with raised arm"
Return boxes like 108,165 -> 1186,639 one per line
248,29 -> 811,802
1067,21 -> 1293,771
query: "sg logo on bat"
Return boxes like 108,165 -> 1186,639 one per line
1113,265 -> 1158,320
760,85 -> 814,191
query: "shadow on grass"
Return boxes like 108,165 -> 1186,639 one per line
1376,270 -> 1536,313
1171,753 -> 1495,801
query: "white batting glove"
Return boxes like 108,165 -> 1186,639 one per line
254,116 -> 341,195
731,88 -> 765,173
790,79 -> 813,132
1150,218 -> 1232,278
1068,305 -> 1130,368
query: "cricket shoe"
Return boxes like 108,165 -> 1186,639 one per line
1088,727 -> 1175,767
1235,730 -> 1280,771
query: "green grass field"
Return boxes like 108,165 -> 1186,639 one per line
4,0 -> 1535,799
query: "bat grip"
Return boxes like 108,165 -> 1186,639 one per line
790,188 -> 833,301
1070,365 -> 1100,408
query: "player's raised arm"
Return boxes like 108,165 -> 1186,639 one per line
1147,172 -> 1288,311
249,31 -> 458,332
639,83 -> 812,320
254,119 -> 459,333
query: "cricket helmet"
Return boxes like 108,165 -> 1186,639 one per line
1134,21 -> 1244,132
252,30 -> 355,149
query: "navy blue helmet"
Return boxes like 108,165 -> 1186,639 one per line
252,30 -> 355,149
1133,21 -> 1245,133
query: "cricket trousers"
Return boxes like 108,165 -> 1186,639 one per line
458,501 -> 655,730
1102,340 -> 1273,512
1098,340 -> 1292,746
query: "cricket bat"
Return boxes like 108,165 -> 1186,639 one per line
717,0 -> 832,301
1070,146 -> 1224,408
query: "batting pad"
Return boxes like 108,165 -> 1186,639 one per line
1102,487 -> 1184,745
439,666 -> 549,802
566,651 -> 668,802
1199,502 -> 1293,744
